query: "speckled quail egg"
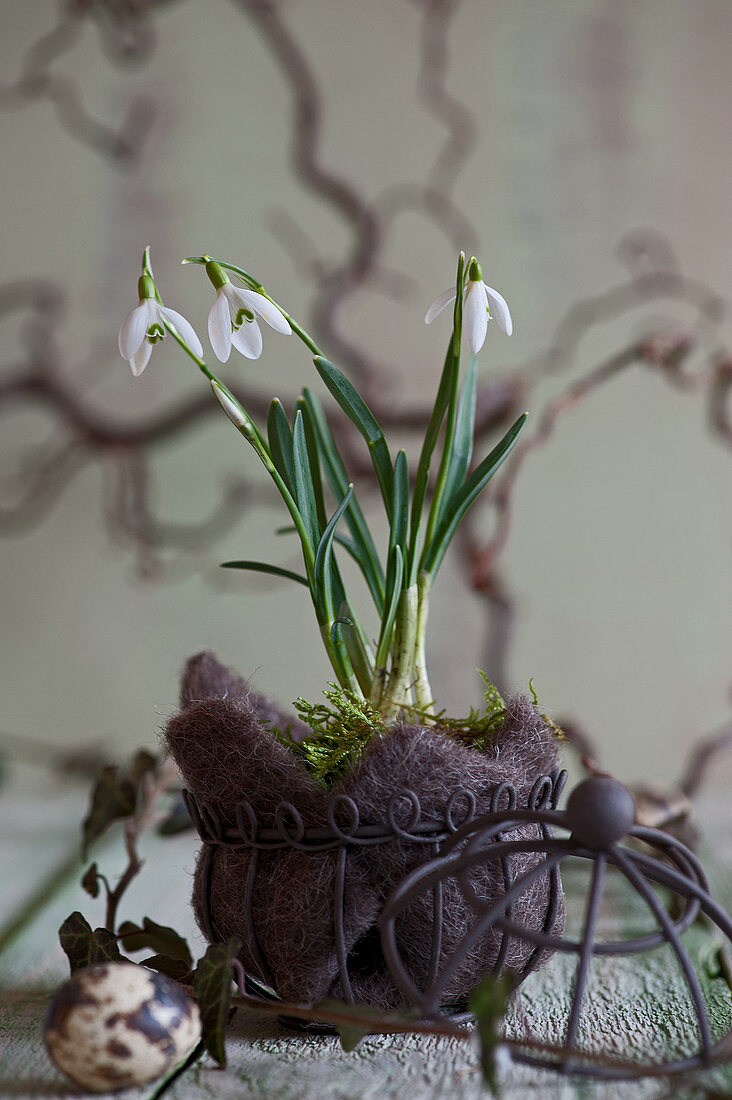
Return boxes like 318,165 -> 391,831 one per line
44,961 -> 201,1093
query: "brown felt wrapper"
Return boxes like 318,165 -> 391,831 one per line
165,652 -> 564,1009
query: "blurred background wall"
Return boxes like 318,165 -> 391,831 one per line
0,0 -> 730,784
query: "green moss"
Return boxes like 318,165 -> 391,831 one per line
275,684 -> 383,788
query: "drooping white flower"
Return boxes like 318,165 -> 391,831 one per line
118,276 -> 203,376
205,262 -> 291,363
425,259 -> 513,353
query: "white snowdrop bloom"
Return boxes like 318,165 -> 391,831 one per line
425,259 -> 512,353
206,263 -> 291,363
118,276 -> 203,376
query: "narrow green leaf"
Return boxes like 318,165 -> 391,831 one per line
118,917 -> 193,967
374,545 -> 404,670
389,450 -> 409,559
382,450 -> 409,644
220,560 -> 309,587
407,335 -> 455,578
409,252 -> 466,582
438,353 -> 478,522
313,356 -> 393,518
81,766 -> 136,859
292,410 -> 320,554
314,486 -> 354,619
192,939 -> 241,1067
266,399 -> 296,493
302,387 -> 385,614
336,600 -> 375,696
58,912 -> 122,973
296,397 -> 328,532
422,413 -> 527,577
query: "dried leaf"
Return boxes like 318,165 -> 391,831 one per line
118,917 -> 192,966
81,766 -> 136,859
81,862 -> 100,899
192,939 -> 240,1066
469,974 -> 512,1094
141,954 -> 193,983
128,749 -> 158,785
58,911 -> 122,973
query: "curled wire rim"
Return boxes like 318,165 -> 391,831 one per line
182,767 -> 568,854
379,806 -> 732,1079
184,768 -> 567,1004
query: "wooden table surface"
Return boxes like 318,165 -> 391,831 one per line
3,761 -> 732,1099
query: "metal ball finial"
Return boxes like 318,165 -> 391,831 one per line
565,776 -> 636,848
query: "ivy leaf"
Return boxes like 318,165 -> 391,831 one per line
142,954 -> 193,984
58,911 -> 123,973
118,917 -> 192,967
336,1023 -> 368,1052
81,862 -> 100,899
192,939 -> 241,1066
81,766 -> 136,859
469,974 -> 512,1094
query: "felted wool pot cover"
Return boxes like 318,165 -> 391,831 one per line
166,652 -> 565,1011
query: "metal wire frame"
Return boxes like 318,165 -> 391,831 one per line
379,805 -> 732,1078
184,767 -> 567,1004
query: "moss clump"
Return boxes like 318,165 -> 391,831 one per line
275,685 -> 383,788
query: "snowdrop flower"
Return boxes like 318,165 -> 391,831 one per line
425,259 -> 513,353
205,261 -> 291,363
118,275 -> 203,376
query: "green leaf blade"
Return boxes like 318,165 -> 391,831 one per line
438,353 -> 478,523
314,486 -> 354,620
313,356 -> 393,518
422,412 -> 527,577
292,409 -> 321,558
266,399 -> 296,494
296,396 -> 328,532
302,387 -> 385,614
220,560 -> 309,587
389,450 -> 409,559
374,544 -> 404,671
407,335 -> 457,579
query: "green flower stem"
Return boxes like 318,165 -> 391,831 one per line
420,253 -> 469,573
380,583 -> 419,720
411,571 -> 433,714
